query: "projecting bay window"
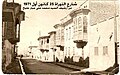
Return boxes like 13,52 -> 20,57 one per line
71,9 -> 90,48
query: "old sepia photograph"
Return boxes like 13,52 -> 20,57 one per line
2,0 -> 120,74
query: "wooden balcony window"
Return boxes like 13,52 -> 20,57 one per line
83,16 -> 88,33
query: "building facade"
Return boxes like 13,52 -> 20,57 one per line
82,0 -> 119,72
89,16 -> 119,71
2,0 -> 25,71
61,15 -> 89,63
48,31 -> 56,62
28,46 -> 38,59
38,35 -> 55,62
69,1 -> 90,61
62,16 -> 76,61
54,24 -> 64,62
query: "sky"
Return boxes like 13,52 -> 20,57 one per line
3,0 -> 84,55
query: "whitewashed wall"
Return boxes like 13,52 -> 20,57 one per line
89,17 -> 116,70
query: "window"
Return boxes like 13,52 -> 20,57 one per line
16,24 -> 19,38
78,17 -> 82,30
73,18 -> 76,26
3,22 -> 8,37
69,27 -> 71,40
83,16 -> 87,33
94,47 -> 98,55
61,29 -> 64,40
2,22 -> 5,37
58,29 -> 60,40
75,18 -> 77,32
66,29 -> 68,40
41,40 -> 43,45
84,5 -> 87,8
103,46 -> 108,55
73,25 -> 75,33
74,18 -> 77,33
66,47 -> 67,56
72,26 -> 74,39
43,39 -> 45,44
47,39 -> 49,43
68,47 -> 70,56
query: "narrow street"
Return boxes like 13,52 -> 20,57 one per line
2,0 -> 119,75
21,57 -> 79,74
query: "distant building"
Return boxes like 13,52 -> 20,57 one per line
37,31 -> 57,62
28,46 -> 38,59
38,36 -> 51,62
2,0 -> 25,71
